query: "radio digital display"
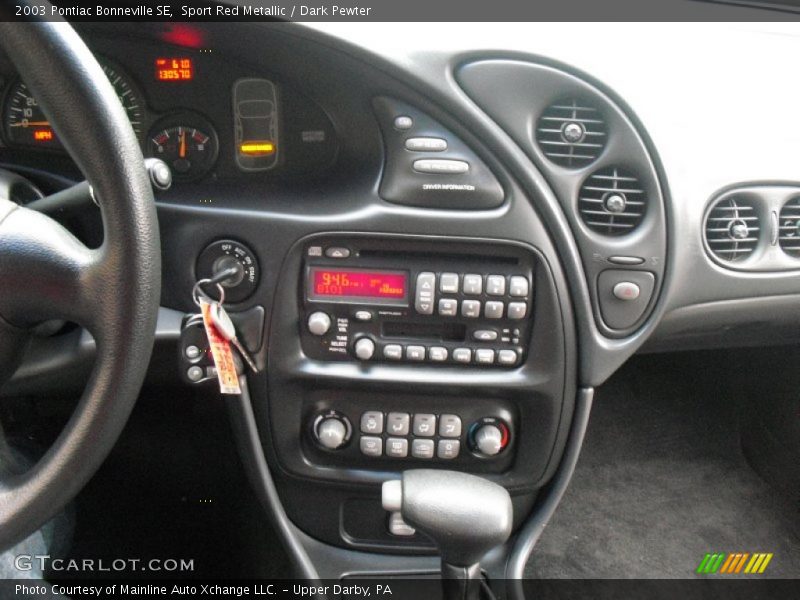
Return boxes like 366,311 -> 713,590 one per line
309,268 -> 407,303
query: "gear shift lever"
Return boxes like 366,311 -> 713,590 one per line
382,470 -> 512,600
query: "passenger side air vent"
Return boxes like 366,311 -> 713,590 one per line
778,197 -> 800,257
578,167 -> 646,236
536,98 -> 607,168
705,197 -> 760,262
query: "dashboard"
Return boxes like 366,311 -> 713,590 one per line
2,18 -> 800,584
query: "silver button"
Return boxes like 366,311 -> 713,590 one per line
383,344 -> 403,360
473,330 -> 498,342
387,412 -> 410,436
486,275 -> 506,296
413,414 -> 436,437
485,301 -> 504,319
187,366 -> 204,382
437,439 -> 460,459
354,310 -> 373,322
393,115 -> 413,130
360,411 -> 384,434
453,348 -> 472,363
413,159 -> 469,174
406,346 -> 426,361
461,300 -> 481,318
438,298 -> 457,317
439,272 -> 459,294
439,414 -> 462,438
360,436 -> 382,457
405,137 -> 447,152
386,438 -> 409,458
324,246 -> 350,258
475,349 -> 495,364
389,511 -> 416,536
497,349 -> 518,365
428,346 -> 448,362
411,439 -> 435,459
462,274 -> 482,295
185,345 -> 202,359
415,272 -> 435,315
509,276 -> 529,297
613,281 -> 641,301
507,302 -> 527,320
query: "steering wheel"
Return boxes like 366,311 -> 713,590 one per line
0,20 -> 161,550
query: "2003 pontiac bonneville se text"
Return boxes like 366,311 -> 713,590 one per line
16,584 -> 391,597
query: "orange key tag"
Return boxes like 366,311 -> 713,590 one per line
199,299 -> 242,395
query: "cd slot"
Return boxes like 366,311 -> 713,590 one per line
382,322 -> 467,342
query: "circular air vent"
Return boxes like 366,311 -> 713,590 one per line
778,197 -> 800,258
536,98 -> 607,168
578,167 -> 646,236
705,197 -> 760,262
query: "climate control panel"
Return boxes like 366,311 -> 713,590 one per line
299,237 -> 536,368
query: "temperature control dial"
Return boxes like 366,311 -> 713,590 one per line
312,411 -> 352,451
469,417 -> 510,457
196,240 -> 259,303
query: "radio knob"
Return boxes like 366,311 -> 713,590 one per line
354,337 -> 376,360
307,311 -> 332,336
474,424 -> 504,457
316,417 -> 348,450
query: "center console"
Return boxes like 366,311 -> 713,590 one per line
263,232 -> 572,552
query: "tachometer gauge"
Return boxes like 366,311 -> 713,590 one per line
3,60 -> 144,149
148,124 -> 218,180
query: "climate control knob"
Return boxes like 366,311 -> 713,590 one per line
307,311 -> 332,336
474,424 -> 505,456
314,413 -> 351,450
354,337 -> 376,360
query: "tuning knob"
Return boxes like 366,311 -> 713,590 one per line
314,413 -> 351,450
307,311 -> 332,336
354,337 -> 375,360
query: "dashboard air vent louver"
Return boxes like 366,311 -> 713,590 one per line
778,197 -> 800,257
705,197 -> 760,262
578,167 -> 646,236
536,98 -> 607,168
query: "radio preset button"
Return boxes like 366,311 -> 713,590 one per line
498,350 -> 519,365
461,300 -> 481,318
509,276 -> 529,297
453,348 -> 472,363
361,411 -> 384,434
415,272 -> 436,315
387,413 -> 410,435
486,275 -> 506,296
406,346 -> 426,361
439,414 -> 462,438
354,337 -> 376,360
383,344 -> 403,360
307,311 -> 332,336
463,274 -> 482,295
439,272 -> 459,294
360,436 -> 383,457
485,301 -> 504,319
386,438 -> 409,458
437,440 -> 460,459
413,414 -> 436,436
473,330 -> 498,342
508,302 -> 527,320
438,298 -> 458,317
428,346 -> 448,362
411,439 -> 435,459
475,349 -> 496,364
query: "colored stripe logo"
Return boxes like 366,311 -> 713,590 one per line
696,552 -> 773,574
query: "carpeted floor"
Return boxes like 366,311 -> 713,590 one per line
525,351 -> 800,579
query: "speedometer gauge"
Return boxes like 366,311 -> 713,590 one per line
3,59 -> 143,149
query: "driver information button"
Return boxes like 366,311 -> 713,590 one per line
413,159 -> 469,174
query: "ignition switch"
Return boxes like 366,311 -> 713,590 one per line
196,239 -> 259,303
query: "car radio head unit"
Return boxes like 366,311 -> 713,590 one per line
307,267 -> 408,304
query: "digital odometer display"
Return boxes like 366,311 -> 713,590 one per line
309,268 -> 407,303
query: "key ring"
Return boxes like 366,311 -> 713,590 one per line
192,278 -> 226,308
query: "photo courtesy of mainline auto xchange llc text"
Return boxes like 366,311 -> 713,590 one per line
0,1 -> 799,600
